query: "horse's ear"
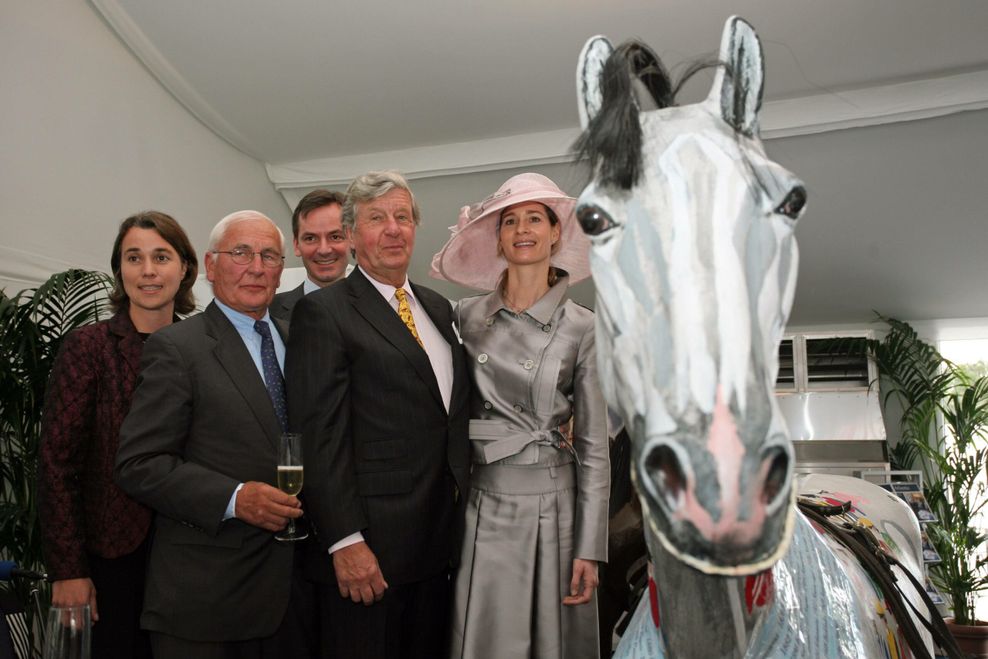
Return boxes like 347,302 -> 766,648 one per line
577,35 -> 614,130
710,16 -> 764,137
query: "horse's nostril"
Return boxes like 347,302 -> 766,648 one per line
760,449 -> 790,505
645,445 -> 686,506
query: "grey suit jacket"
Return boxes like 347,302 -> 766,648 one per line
286,268 -> 471,587
270,283 -> 304,322
115,302 -> 293,642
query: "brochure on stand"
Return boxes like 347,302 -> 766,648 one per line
862,469 -> 937,524
920,529 -> 942,564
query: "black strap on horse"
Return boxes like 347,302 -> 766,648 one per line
797,497 -> 965,659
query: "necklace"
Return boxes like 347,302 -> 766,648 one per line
502,291 -> 526,313
501,287 -> 548,314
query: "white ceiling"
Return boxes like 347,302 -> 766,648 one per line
88,0 -> 988,324
93,0 -> 988,165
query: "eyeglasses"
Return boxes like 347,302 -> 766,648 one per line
213,247 -> 284,268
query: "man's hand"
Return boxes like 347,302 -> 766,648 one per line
52,578 -> 99,622
332,541 -> 388,605
563,558 -> 599,606
234,481 -> 302,531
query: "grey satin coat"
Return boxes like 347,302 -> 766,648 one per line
451,276 -> 609,659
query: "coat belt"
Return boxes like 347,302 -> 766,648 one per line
468,419 -> 581,466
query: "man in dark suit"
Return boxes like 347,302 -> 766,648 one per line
286,170 -> 471,659
270,189 -> 349,321
115,211 -> 307,659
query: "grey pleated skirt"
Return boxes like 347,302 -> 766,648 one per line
451,462 -> 600,659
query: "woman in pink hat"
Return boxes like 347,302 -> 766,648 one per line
431,173 -> 609,659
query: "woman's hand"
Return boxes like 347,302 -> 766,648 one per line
563,558 -> 599,606
52,578 -> 99,621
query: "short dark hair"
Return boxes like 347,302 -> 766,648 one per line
108,210 -> 199,315
291,189 -> 347,238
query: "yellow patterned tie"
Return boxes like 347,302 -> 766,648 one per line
394,288 -> 424,348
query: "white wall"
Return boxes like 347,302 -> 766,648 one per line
0,1 -> 291,294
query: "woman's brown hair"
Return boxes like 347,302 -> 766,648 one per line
108,210 -> 199,314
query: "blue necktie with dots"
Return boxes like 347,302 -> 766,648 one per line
254,319 -> 288,432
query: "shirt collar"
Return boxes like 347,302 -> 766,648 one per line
214,297 -> 274,331
482,273 -> 570,325
357,265 -> 416,305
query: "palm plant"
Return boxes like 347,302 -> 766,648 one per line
861,316 -> 988,626
0,269 -> 112,646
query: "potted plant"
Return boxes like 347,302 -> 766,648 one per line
860,317 -> 988,655
0,269 -> 112,649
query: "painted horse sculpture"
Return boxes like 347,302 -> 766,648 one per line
574,17 -> 934,658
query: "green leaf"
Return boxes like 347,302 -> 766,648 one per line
0,269 -> 111,648
867,316 -> 988,624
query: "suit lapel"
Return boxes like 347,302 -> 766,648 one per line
204,303 -> 282,448
272,315 -> 290,342
348,270 -> 445,410
414,283 -> 470,418
279,284 -> 304,319
414,284 -> 456,346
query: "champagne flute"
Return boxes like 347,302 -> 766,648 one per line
276,432 -> 308,541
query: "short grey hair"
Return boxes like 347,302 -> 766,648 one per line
207,210 -> 286,252
341,170 -> 421,231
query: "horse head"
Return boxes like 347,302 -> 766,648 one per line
575,17 -> 807,576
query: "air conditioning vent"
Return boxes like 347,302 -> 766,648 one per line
776,339 -> 796,390
774,331 -> 887,477
776,333 -> 875,391
805,338 -> 870,390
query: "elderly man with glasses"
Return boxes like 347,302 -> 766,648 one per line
116,210 -> 312,659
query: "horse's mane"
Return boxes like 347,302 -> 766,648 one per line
576,41 -> 727,190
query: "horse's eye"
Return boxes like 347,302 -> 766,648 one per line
576,204 -> 616,236
775,186 -> 807,220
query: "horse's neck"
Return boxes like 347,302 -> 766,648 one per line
648,535 -> 764,659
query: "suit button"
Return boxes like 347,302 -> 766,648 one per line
477,353 -> 489,364
483,401 -> 493,410
513,404 -> 523,413
523,359 -> 534,370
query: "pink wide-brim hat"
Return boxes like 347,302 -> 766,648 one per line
429,173 -> 592,291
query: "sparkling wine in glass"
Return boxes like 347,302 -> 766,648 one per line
276,432 -> 308,542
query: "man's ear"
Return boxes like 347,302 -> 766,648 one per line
204,251 -> 216,282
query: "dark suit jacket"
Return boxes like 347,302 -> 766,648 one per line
114,302 -> 293,642
38,311 -> 152,581
270,283 -> 304,322
286,268 -> 470,587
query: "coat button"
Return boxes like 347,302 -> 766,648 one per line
483,400 -> 493,410
542,324 -> 551,332
523,359 -> 534,370
477,353 -> 488,364
513,404 -> 523,413
485,317 -> 494,326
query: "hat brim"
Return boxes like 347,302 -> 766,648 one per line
430,193 -> 591,291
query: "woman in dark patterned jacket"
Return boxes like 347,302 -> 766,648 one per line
38,211 -> 197,659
